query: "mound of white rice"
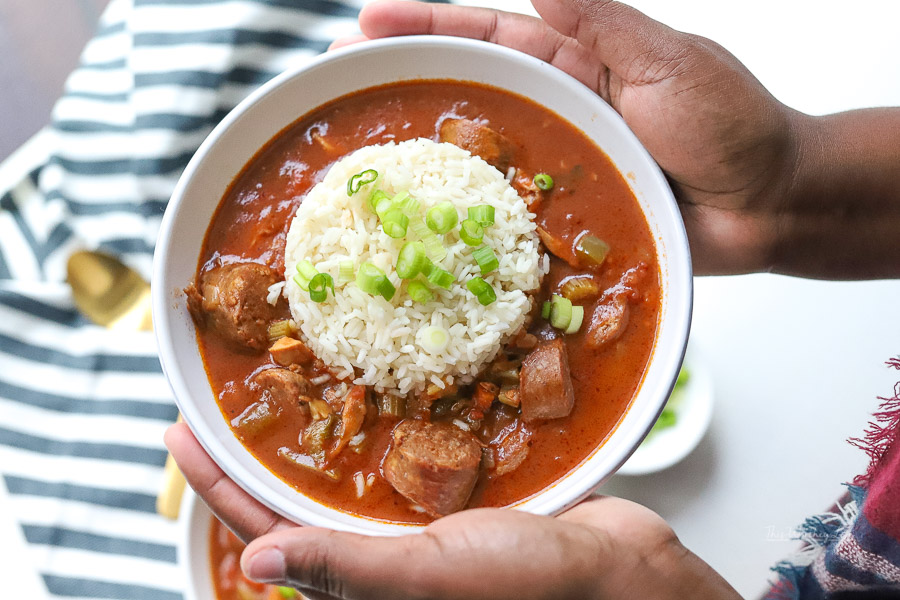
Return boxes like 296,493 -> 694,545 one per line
283,138 -> 545,395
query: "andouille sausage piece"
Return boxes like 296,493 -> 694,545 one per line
253,367 -> 311,407
382,420 -> 482,517
519,338 -> 575,422
439,118 -> 514,172
186,262 -> 279,353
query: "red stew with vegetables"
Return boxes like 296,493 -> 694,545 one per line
209,516 -> 302,600
187,80 -> 661,524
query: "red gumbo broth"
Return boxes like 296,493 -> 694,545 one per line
188,81 -> 660,524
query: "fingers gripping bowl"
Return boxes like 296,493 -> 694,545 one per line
153,36 -> 692,534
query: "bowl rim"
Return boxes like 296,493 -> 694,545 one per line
153,34 -> 692,534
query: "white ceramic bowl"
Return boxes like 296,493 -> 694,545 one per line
179,490 -> 215,600
153,35 -> 692,535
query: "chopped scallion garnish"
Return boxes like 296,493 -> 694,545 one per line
382,208 -> 409,239
419,325 -> 450,353
565,305 -> 584,334
374,194 -> 394,218
308,272 -> 334,303
468,205 -> 495,227
294,260 -> 317,291
347,169 -> 378,196
392,191 -> 420,218
541,301 -> 551,320
338,261 -> 354,284
533,173 -> 554,191
459,218 -> 484,246
356,262 -> 395,301
410,219 -> 447,261
426,201 -> 459,235
466,277 -> 496,305
367,189 -> 389,213
549,294 -> 573,329
426,263 -> 454,289
396,241 -> 429,279
472,245 -> 499,274
407,280 -> 433,304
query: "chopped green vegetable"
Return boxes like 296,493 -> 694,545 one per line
541,301 -> 551,320
308,272 -> 334,303
382,208 -> 409,239
392,191 -> 420,217
574,234 -> 610,266
459,218 -> 484,246
549,294 -> 573,329
407,280 -> 433,304
564,305 -> 584,334
293,260 -> 317,291
347,169 -> 378,195
367,189 -> 389,213
338,260 -> 354,284
377,393 -> 406,418
373,193 -> 394,218
356,262 -> 396,301
410,219 -> 447,262
419,325 -> 450,353
468,205 -> 495,227
426,201 -> 459,234
278,445 -> 338,480
267,319 -> 294,343
278,587 -> 298,599
472,245 -> 499,274
426,263 -> 454,289
467,277 -> 497,306
533,173 -> 554,190
396,241 -> 429,279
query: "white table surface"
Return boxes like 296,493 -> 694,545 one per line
2,1 -> 899,598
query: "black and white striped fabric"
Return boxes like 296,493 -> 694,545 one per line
0,1 -> 367,598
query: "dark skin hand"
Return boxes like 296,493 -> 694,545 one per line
334,0 -> 900,279
166,422 -> 741,600
170,1 -> 900,598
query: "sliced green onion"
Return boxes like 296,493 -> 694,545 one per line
533,173 -> 554,191
338,260 -> 354,284
374,193 -> 394,218
367,189 -> 389,213
467,277 -> 497,306
419,325 -> 450,353
574,234 -> 610,266
468,205 -> 495,227
347,169 -> 378,195
410,219 -> 447,261
472,245 -> 499,274
396,241 -> 428,279
426,263 -> 454,289
549,294 -> 573,330
356,263 -> 396,301
407,280 -> 433,304
541,301 -> 551,320
293,260 -> 317,291
382,208 -> 409,239
426,201 -> 458,234
392,191 -> 420,217
459,218 -> 484,246
564,305 -> 584,334
308,272 -> 334,303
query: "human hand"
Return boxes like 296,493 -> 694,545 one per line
331,0 -> 802,276
166,422 -> 740,600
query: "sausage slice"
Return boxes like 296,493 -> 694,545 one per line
519,338 -> 575,422
439,118 -> 514,172
186,262 -> 279,353
253,367 -> 311,407
382,420 -> 482,517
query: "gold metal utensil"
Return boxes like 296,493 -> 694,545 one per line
66,250 -> 152,331
66,250 -> 186,519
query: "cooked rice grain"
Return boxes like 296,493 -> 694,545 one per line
284,138 -> 544,394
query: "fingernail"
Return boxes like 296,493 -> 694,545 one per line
244,547 -> 286,583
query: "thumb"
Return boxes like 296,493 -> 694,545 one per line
532,0 -> 686,81
240,527 -> 433,600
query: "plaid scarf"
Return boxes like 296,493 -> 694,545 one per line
765,358 -> 900,598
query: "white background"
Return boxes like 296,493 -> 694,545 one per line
2,0 -> 899,598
